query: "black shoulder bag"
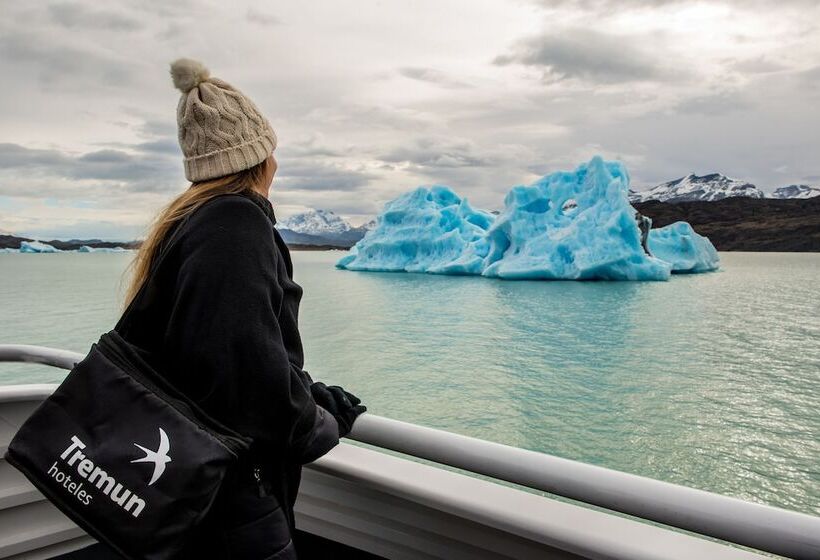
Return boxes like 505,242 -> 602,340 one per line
4,217 -> 252,560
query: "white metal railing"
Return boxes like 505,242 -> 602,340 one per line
1,344 -> 819,560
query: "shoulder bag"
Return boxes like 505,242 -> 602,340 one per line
4,215 -> 252,560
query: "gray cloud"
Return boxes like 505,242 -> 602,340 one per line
275,162 -> 374,192
48,3 -> 143,31
155,23 -> 185,42
730,57 -> 789,75
532,0 -> 683,6
303,104 -> 435,132
674,91 -> 753,116
0,29 -> 134,87
278,136 -> 351,159
380,138 -> 494,174
135,119 -> 178,139
494,29 -> 668,84
798,65 -> 820,85
246,8 -> 281,26
397,67 -> 472,89
134,138 -> 181,155
0,143 -> 68,170
0,143 -> 180,193
532,0 -> 819,8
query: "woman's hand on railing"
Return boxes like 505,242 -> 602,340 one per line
309,382 -> 366,438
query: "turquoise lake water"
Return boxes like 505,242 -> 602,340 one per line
1,251 -> 818,516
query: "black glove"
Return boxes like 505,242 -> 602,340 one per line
310,382 -> 366,438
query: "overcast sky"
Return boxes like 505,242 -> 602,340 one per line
1,0 -> 818,240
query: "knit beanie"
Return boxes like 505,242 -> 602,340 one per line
170,58 -> 277,182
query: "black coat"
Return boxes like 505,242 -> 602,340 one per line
115,190 -> 339,558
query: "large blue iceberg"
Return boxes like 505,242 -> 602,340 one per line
336,186 -> 494,275
338,157 -> 719,281
481,158 -> 671,280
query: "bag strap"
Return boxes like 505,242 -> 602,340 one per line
115,213 -> 193,336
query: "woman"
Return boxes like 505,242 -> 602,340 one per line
115,59 -> 366,559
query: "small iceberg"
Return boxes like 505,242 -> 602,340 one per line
19,241 -> 60,253
648,222 -> 719,274
78,245 -> 128,253
0,247 -> 20,253
338,156 -> 719,281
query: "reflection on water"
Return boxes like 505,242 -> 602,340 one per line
1,251 -> 818,515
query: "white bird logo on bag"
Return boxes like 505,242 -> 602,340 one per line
132,428 -> 172,486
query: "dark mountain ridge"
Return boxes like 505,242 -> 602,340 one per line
635,196 -> 820,252
0,234 -> 139,251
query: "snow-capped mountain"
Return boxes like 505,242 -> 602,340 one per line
278,209 -> 353,236
630,173 -> 765,203
770,184 -> 820,199
276,209 -> 374,247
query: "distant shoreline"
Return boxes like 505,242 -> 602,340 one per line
288,244 -> 349,251
4,196 -> 819,253
0,234 -> 139,252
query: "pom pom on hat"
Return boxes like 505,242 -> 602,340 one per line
170,58 -> 210,93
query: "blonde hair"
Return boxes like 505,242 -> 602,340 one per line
122,159 -> 269,310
